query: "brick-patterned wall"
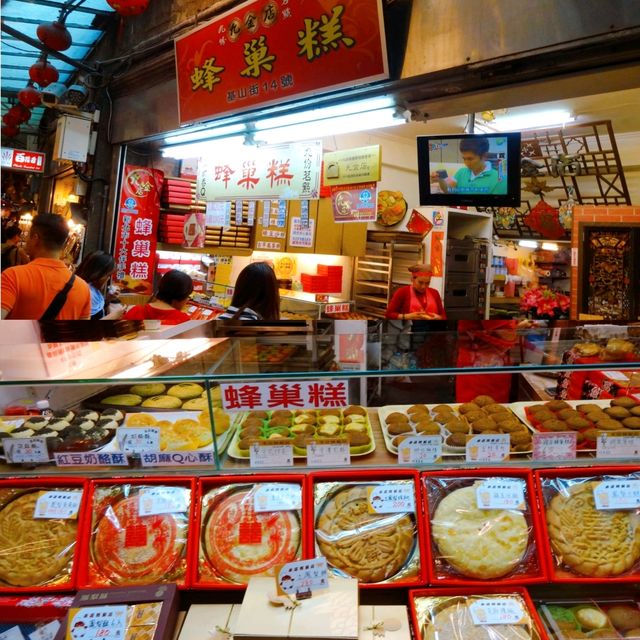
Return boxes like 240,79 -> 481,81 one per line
570,205 -> 640,319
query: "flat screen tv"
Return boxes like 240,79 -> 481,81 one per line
417,132 -> 521,207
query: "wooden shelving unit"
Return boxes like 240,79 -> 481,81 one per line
353,230 -> 424,317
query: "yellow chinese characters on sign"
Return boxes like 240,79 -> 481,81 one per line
240,35 -> 276,78
191,57 -> 225,92
323,145 -> 381,186
297,4 -> 355,61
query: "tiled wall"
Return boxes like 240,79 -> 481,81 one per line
570,205 -> 640,319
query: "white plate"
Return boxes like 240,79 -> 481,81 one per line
226,412 -> 376,461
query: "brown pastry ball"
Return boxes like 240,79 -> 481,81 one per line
608,606 -> 640,632
586,411 -> 608,423
533,410 -> 556,423
566,417 -> 591,430
243,417 -> 264,429
268,417 -> 291,428
597,419 -> 625,431
499,421 -> 526,433
577,403 -> 602,414
605,406 -> 632,419
347,431 -> 371,446
546,399 -> 571,411
386,412 -> 409,425
318,408 -> 341,417
472,418 -> 497,433
528,404 -> 548,414
238,436 -> 260,451
465,410 -> 487,423
446,420 -> 469,434
557,409 -> 581,421
248,410 -> 269,420
415,423 -> 441,435
458,402 -> 480,414
295,409 -> 316,416
240,426 -> 261,438
631,406 -> 640,417
611,397 -> 639,409
510,431 -> 532,446
472,395 -> 496,407
392,434 -> 409,448
407,404 -> 429,416
623,417 -> 640,430
495,415 -> 520,428
624,630 -> 640,639
446,433 -> 468,447
432,404 -> 454,414
271,410 -> 293,420
484,404 -> 510,415
343,405 -> 367,417
387,422 -> 412,435
542,419 -> 569,432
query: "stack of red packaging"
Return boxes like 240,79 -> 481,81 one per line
162,177 -> 195,207
301,273 -> 328,293
317,264 -> 343,292
158,212 -> 186,244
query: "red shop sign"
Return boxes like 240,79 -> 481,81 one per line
174,0 -> 388,125
112,165 -> 164,295
1,147 -> 46,173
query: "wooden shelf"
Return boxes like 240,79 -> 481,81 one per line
355,280 -> 390,290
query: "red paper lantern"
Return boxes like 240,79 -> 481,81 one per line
107,0 -> 149,16
7,104 -> 31,125
2,111 -> 20,127
1,124 -> 20,138
36,20 -> 72,51
18,84 -> 42,109
29,59 -> 59,88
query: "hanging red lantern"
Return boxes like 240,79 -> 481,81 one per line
107,0 -> 149,17
36,20 -> 72,51
2,111 -> 20,127
18,84 -> 42,109
1,124 -> 20,138
7,104 -> 31,125
29,59 -> 59,88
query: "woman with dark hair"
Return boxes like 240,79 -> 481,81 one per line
75,250 -> 116,320
124,269 -> 193,325
1,225 -> 29,271
218,261 -> 280,320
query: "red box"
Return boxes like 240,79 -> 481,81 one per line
192,474 -> 308,590
0,594 -> 72,623
421,468 -> 548,586
0,477 -> 88,593
534,465 -> 640,583
301,274 -> 329,293
77,477 -> 196,590
408,586 -> 549,640
307,469 -> 427,589
317,265 -> 343,277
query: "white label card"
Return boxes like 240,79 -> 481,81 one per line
476,479 -> 526,510
593,480 -> 640,510
34,490 -> 83,519
138,486 -> 188,516
397,435 -> 442,465
367,483 -> 415,514
3,437 -> 50,464
253,484 -> 302,512
532,432 -> 577,461
67,606 -> 127,640
466,434 -> 510,462
306,441 -> 350,467
116,427 -> 160,453
596,433 -> 640,459
29,621 -> 61,640
276,557 -> 328,596
249,443 -> 293,468
0,627 -> 26,640
469,599 -> 528,626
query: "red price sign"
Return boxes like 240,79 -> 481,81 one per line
324,303 -> 350,314
1,147 -> 45,172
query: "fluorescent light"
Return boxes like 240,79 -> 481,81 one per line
257,107 -> 402,145
161,135 -> 246,159
492,110 -> 574,131
519,240 -> 538,248
254,96 -> 395,130
163,122 -> 246,145
542,242 -> 559,251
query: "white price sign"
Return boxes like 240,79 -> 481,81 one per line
34,490 -> 83,519
276,557 -> 329,596
138,486 -> 189,516
66,606 -> 127,640
249,443 -> 293,468
253,484 -> 302,512
324,303 -> 350,314
469,599 -> 527,626
532,432 -> 577,461
466,434 -> 510,463
397,435 -> 442,465
367,483 -> 415,514
476,479 -> 526,510
116,427 -> 160,453
3,437 -> 50,464
596,433 -> 640,459
307,441 -> 350,467
593,480 -> 640,510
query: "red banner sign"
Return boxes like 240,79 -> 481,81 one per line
174,0 -> 388,124
113,165 -> 163,295
1,147 -> 45,173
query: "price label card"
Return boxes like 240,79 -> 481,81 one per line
397,435 -> 442,465
249,443 -> 293,468
66,606 -> 127,640
0,627 -> 26,640
593,480 -> 640,510
3,437 -> 50,464
469,599 -> 528,626
235,199 -> 244,225
532,432 -> 577,461
596,433 -> 640,459
138,486 -> 189,516
367,483 -> 415,514
476,479 -> 526,510
324,303 -> 350,315
276,557 -> 328,597
466,434 -> 510,463
34,490 -> 82,519
253,484 -> 302,512
29,621 -> 60,640
116,427 -> 160,453
247,200 -> 256,226
307,441 -> 350,467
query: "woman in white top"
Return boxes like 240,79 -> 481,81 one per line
218,262 -> 280,321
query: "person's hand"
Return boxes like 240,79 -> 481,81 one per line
429,171 -> 440,183
517,318 -> 537,329
425,313 -> 442,320
404,311 -> 430,320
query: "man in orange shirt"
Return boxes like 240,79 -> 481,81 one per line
1,213 -> 91,320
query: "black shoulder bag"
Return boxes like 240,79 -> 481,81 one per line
40,274 -> 76,321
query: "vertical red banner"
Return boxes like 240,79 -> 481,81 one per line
113,165 -> 164,295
